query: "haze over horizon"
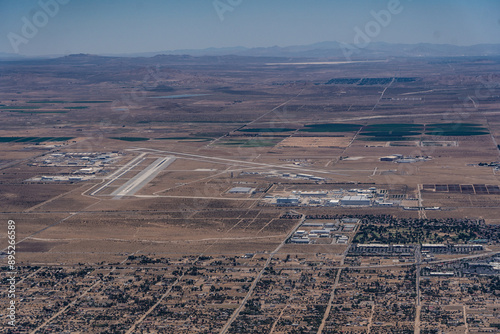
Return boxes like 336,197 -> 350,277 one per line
1,0 -> 500,56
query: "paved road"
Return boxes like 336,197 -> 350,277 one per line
317,223 -> 355,334
415,245 -> 422,334
317,268 -> 342,334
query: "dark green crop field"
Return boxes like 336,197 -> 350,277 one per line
300,123 -> 363,132
109,137 -> 150,142
238,128 -> 296,133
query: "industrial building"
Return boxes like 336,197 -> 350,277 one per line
426,271 -> 455,277
464,261 -> 500,275
268,187 -> 402,208
374,200 -> 394,206
421,244 -> 448,253
397,158 -> 418,163
302,222 -> 324,227
294,174 -> 325,182
298,191 -> 328,197
337,235 -> 349,244
325,199 -> 340,206
350,244 -> 414,255
228,187 -> 253,194
276,197 -> 300,205
342,224 -> 356,232
290,237 -> 309,244
451,244 -> 484,253
78,168 -> 95,174
310,229 -> 330,236
421,244 -> 483,254
340,195 -> 371,206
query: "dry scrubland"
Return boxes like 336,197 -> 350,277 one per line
0,55 -> 499,332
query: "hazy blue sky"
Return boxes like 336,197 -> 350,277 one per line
1,0 -> 500,55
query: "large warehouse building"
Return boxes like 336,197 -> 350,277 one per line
276,197 -> 300,205
340,195 -> 371,206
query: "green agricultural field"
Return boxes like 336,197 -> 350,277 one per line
156,137 -> 212,142
0,137 -> 74,143
27,100 -> 68,103
300,123 -> 362,132
361,136 -> 418,142
49,137 -> 74,141
0,106 -> 41,109
425,123 -> 489,136
426,122 -> 483,129
12,137 -> 39,142
238,128 -> 296,133
361,131 -> 422,137
0,137 -> 23,142
6,110 -> 68,113
359,123 -> 423,141
363,123 -> 423,131
27,137 -> 57,142
301,123 -> 489,140
109,137 -> 150,141
28,100 -> 111,104
427,130 -> 490,136
71,100 -> 112,103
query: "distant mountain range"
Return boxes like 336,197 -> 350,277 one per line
2,42 -> 500,60
0,52 -> 27,60
108,41 -> 500,59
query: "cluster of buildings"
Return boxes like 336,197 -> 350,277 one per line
380,154 -> 431,163
240,170 -> 326,182
350,243 -> 415,255
26,151 -> 122,183
272,187 -> 397,207
421,244 -> 484,254
349,243 -> 484,256
289,220 -> 355,244
227,186 -> 254,194
290,229 -> 349,244
422,259 -> 500,277
29,175 -> 95,182
463,259 -> 500,275
30,151 -> 121,168
291,173 -> 326,182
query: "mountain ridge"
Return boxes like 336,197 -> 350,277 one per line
4,41 -> 500,60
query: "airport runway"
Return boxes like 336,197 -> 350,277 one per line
90,152 -> 147,196
111,156 -> 176,199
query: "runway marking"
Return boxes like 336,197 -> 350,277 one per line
111,156 -> 176,199
89,152 -> 147,196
